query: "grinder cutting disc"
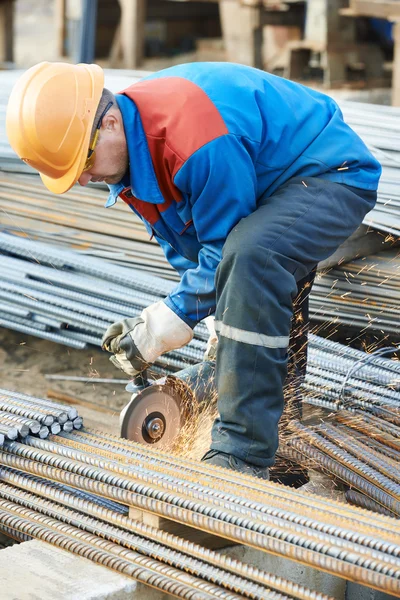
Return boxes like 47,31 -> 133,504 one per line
120,379 -> 189,448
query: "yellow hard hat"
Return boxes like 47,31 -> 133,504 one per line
6,61 -> 104,194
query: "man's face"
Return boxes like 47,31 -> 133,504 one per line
78,110 -> 129,187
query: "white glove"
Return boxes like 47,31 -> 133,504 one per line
102,301 -> 193,376
203,315 -> 218,361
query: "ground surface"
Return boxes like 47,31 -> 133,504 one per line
0,327 -> 128,433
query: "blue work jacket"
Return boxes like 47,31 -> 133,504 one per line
106,62 -> 381,328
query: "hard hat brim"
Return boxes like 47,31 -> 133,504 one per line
40,64 -> 104,195
40,152 -> 86,194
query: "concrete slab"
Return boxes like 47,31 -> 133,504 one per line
220,545 -> 347,600
0,539 -> 168,600
345,582 -> 399,600
0,536 -> 393,600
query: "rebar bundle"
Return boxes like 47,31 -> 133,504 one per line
0,172 -> 178,280
0,388 -> 83,446
281,337 -> 400,519
0,231 -> 208,368
0,427 -> 399,598
310,248 -> 400,336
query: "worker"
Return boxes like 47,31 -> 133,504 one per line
7,62 -> 381,479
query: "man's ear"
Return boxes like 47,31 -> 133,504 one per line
103,113 -> 119,132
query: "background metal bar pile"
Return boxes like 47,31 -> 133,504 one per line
0,71 -> 399,348
310,248 -> 400,336
0,427 -> 399,598
276,334 -> 400,519
0,231 -> 208,370
0,71 -> 400,241
306,334 -> 400,401
0,388 -> 83,446
339,100 -> 400,237
0,172 -> 178,280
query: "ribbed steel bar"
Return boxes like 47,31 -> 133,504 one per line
19,435 -> 400,569
288,438 -> 400,518
289,421 -> 400,504
345,491 -> 397,518
0,289 -> 109,333
359,403 -> 400,427
309,348 -> 400,388
0,313 -> 49,332
315,423 -> 400,484
0,254 -> 156,310
0,449 -> 399,594
308,335 -> 400,375
0,388 -> 78,420
0,300 -> 31,318
353,411 -> 400,439
0,466 -> 332,600
0,412 -> 41,435
0,394 -> 54,425
0,232 -> 175,296
0,425 -> 18,441
0,316 -> 87,349
363,437 -> 400,463
0,413 -> 28,438
332,424 -> 400,472
0,482 -> 295,600
306,364 -> 400,405
0,395 -> 62,425
38,426 -> 50,439
67,429 -> 400,540
335,412 -> 400,452
0,501 -> 247,600
0,523 -> 32,544
0,277 -> 127,323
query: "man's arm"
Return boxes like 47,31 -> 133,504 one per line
165,133 -> 258,327
155,235 -> 199,278
102,134 -> 258,375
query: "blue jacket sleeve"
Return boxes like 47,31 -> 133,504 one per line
164,134 -> 258,327
154,234 -> 199,277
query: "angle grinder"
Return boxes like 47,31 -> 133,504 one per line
120,361 -> 216,448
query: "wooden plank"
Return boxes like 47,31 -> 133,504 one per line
55,0 -> 67,58
118,0 -> 146,69
349,0 -> 400,19
393,21 -> 400,106
0,0 -> 13,63
127,507 -> 234,549
219,0 -> 261,66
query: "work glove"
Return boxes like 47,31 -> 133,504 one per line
102,301 -> 194,377
203,315 -> 218,362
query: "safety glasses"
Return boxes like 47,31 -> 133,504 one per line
82,101 -> 113,172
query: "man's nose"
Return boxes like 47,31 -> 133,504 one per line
78,172 -> 91,186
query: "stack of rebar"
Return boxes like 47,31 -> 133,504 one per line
0,388 -> 83,446
338,100 -> 400,236
0,231 -> 208,371
0,427 -> 399,598
0,172 -> 177,279
277,334 -> 400,519
310,248 -> 400,336
305,334 -> 400,408
281,412 -> 400,520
